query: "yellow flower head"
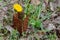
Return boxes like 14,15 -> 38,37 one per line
13,3 -> 23,12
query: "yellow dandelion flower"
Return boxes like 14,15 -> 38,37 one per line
13,3 -> 23,12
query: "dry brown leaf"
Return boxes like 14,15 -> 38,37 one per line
31,0 -> 40,5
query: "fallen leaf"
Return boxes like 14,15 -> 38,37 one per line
31,0 -> 40,5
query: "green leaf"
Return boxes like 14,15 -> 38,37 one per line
29,19 -> 36,26
0,0 -> 2,2
0,37 -> 4,40
0,23 -> 2,29
35,20 -> 41,27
